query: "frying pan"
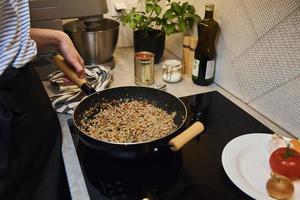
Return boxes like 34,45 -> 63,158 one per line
52,55 -> 204,159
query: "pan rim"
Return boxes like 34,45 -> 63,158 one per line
72,85 -> 188,145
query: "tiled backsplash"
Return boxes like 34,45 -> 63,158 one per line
109,0 -> 300,137
190,0 -> 300,137
232,7 -> 300,102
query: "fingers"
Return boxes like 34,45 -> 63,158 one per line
63,54 -> 85,79
78,55 -> 85,66
74,56 -> 85,79
56,32 -> 85,79
63,77 -> 72,85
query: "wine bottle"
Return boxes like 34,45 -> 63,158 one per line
192,3 -> 219,86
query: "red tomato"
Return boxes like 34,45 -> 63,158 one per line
269,147 -> 300,180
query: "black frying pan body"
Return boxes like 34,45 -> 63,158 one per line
73,86 -> 187,159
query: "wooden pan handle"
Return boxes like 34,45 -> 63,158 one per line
169,121 -> 205,151
52,54 -> 86,87
52,55 -> 96,95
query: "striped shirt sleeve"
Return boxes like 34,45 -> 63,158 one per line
0,0 -> 37,76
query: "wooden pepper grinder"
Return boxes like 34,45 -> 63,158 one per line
182,36 -> 191,74
182,36 -> 198,76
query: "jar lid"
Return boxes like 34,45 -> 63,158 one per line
135,51 -> 155,60
162,59 -> 182,70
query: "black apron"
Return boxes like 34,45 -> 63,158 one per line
0,64 -> 70,200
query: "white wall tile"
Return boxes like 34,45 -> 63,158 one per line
212,0 -> 258,60
105,0 -> 133,47
232,7 -> 300,101
117,26 -> 133,47
215,35 -> 245,101
241,0 -> 300,37
250,77 -> 300,137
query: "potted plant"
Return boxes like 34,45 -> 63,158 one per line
118,0 -> 200,63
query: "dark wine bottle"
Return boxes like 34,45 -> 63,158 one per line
192,3 -> 219,86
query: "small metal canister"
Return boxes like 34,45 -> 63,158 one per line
134,51 -> 155,86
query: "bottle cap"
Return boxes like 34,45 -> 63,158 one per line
205,3 -> 215,11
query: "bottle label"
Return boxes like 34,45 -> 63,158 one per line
205,60 -> 215,80
192,59 -> 200,77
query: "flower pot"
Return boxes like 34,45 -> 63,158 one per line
133,30 -> 166,64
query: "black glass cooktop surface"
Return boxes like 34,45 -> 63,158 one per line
68,91 -> 272,200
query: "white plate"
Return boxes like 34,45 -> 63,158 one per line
222,133 -> 300,200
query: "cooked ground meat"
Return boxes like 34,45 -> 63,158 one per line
79,99 -> 177,143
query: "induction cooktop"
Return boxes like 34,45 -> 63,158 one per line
67,91 -> 272,200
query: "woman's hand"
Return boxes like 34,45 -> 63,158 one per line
30,28 -> 85,78
54,31 -> 85,79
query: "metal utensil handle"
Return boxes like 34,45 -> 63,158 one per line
169,121 -> 205,151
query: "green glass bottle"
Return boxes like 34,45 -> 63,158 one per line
192,3 -> 219,86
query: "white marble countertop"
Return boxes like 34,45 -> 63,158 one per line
42,47 -> 292,200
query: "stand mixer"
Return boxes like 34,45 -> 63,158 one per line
29,0 -> 119,68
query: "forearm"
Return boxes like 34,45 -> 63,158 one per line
30,28 -> 64,49
30,28 -> 85,78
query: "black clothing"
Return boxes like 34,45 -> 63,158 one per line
0,65 -> 70,200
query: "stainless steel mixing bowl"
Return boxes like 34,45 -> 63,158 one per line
64,18 -> 119,65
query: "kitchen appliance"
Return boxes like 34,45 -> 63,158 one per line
29,0 -> 108,23
66,91 -> 273,200
63,19 -> 119,66
29,0 -> 119,68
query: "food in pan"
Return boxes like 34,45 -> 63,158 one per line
80,99 -> 178,143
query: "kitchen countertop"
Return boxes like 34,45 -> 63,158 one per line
41,47 -> 292,200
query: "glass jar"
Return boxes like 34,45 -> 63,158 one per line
162,59 -> 183,83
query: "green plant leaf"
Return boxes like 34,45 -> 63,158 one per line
134,14 -> 141,22
163,9 -> 173,19
117,0 -> 200,36
165,23 -> 175,35
154,4 -> 162,15
163,10 -> 177,21
178,20 -> 186,32
146,3 -> 154,13
182,2 -> 189,11
171,2 -> 183,15
123,15 -> 131,23
129,20 -> 137,29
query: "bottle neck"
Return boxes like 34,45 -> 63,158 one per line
204,10 -> 214,20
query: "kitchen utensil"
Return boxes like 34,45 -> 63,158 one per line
52,55 -> 204,159
188,37 -> 198,76
153,84 -> 167,91
64,18 -> 119,65
182,36 -> 198,76
182,36 -> 191,74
